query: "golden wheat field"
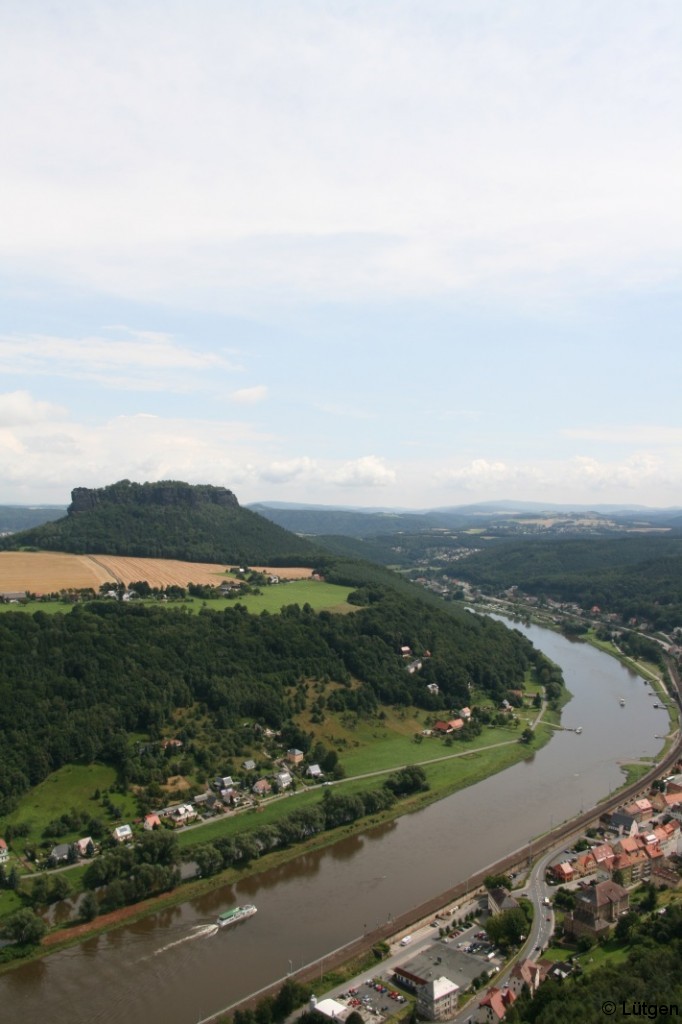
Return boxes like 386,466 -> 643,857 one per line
0,552 -> 312,595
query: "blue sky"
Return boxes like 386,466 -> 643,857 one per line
1,1 -> 681,509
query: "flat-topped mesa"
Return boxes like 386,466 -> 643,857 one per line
68,480 -> 240,515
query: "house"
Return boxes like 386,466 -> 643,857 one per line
433,719 -> 464,734
564,880 -> 629,939
572,853 -> 597,878
0,838 -> 8,863
50,843 -> 72,863
275,771 -> 293,790
460,707 -> 472,719
144,813 -> 162,831
426,683 -> 440,695
407,659 -> 423,674
168,803 -> 197,826
214,775 -> 234,790
252,778 -> 272,796
609,810 -> 639,835
475,986 -> 516,1023
550,861 -> 574,884
400,645 -> 412,657
623,797 -> 653,822
74,836 -> 95,858
113,824 -> 133,843
487,887 -> 520,915
307,764 -> 323,779
286,748 -> 304,765
508,959 -> 542,997
161,738 -> 183,750
591,843 -> 615,872
242,759 -> 257,772
416,976 -> 459,1021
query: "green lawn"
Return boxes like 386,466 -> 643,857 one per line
2,763 -> 136,856
1,580 -> 355,616
338,723 -> 529,776
186,580 -> 354,614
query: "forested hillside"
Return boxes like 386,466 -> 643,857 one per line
0,480 -> 318,564
454,534 -> 682,631
0,586 -> 554,816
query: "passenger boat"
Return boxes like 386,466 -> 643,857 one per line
216,904 -> 257,927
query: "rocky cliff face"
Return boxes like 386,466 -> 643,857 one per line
68,480 -> 240,514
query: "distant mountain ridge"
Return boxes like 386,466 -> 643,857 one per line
247,499 -> 682,538
0,480 -> 318,565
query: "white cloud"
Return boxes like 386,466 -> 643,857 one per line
258,457 -> 317,484
329,456 -> 396,488
0,3 -> 679,307
0,330 -> 237,392
0,390 -> 67,426
229,386 -> 268,405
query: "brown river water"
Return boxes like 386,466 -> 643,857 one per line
1,621 -> 666,1024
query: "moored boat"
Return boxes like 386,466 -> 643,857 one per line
216,904 -> 257,927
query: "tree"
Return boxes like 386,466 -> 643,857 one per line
50,874 -> 71,903
1,908 -> 47,945
80,890 -> 99,922
520,727 -> 534,744
485,907 -> 527,949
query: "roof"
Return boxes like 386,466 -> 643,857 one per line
427,976 -> 459,1000
479,987 -> 516,1019
314,999 -> 347,1019
579,880 -> 628,908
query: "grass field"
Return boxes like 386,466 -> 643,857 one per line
186,579 -> 354,614
3,763 -> 136,860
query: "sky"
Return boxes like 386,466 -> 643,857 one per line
1,1 -> 681,510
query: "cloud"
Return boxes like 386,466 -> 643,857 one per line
329,456 -> 396,488
0,390 -> 67,427
258,457 -> 317,484
437,459 -> 529,487
0,330 -> 237,392
229,386 -> 268,405
0,4 -> 679,307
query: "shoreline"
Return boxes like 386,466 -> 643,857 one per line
2,719 -> 557,971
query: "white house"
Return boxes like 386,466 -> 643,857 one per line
113,824 -> 133,843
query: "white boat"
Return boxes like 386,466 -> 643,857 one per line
619,698 -> 625,706
216,904 -> 257,927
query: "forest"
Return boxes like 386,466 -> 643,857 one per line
452,534 -> 682,631
0,579 -> 553,817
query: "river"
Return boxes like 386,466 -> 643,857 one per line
1,622 -> 666,1024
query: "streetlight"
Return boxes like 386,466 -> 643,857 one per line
288,959 -> 293,975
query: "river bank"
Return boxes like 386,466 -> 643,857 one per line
3,714 -> 556,970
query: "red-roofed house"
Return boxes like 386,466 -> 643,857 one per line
573,853 -> 597,878
551,861 -> 574,883
144,813 -> 162,830
0,838 -> 8,863
475,987 -> 516,1023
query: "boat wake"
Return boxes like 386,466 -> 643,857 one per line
144,923 -> 219,959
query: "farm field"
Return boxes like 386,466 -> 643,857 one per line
0,551 -> 313,596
